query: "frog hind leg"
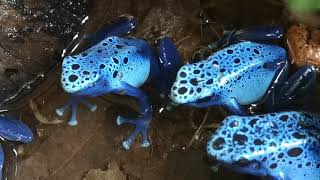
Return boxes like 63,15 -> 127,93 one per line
56,94 -> 97,126
64,15 -> 137,56
116,81 -> 152,150
224,98 -> 247,115
83,15 -> 137,46
208,26 -> 284,51
150,36 -> 181,96
265,65 -> 317,111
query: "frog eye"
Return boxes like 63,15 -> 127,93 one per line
229,120 -> 239,128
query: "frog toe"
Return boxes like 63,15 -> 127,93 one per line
55,108 -> 65,116
67,119 -> 78,126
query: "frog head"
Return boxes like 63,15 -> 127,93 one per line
170,62 -> 220,104
61,52 -> 102,95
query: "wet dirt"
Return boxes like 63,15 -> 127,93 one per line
0,0 -> 293,180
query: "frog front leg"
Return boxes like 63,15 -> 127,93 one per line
116,82 -> 152,150
56,95 -> 97,126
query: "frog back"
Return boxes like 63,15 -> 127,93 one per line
206,41 -> 287,105
92,36 -> 151,89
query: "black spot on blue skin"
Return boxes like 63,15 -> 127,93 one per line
249,147 -> 255,152
200,74 -> 205,78
249,118 -> 258,127
68,75 -> 78,82
287,147 -> 303,157
82,52 -> 88,57
172,86 -> 177,90
240,127 -> 248,132
199,64 -> 204,68
249,57 -> 253,60
254,139 -> 264,145
206,79 -> 213,85
97,49 -> 102,53
72,64 -> 80,70
253,49 -> 260,54
269,142 -> 276,147
196,88 -> 202,93
83,71 -> 90,75
233,134 -> 247,145
298,164 -> 302,168
292,132 -> 306,139
234,58 -> 240,63
212,61 -> 219,66
189,89 -> 194,94
123,57 -> 128,64
212,137 -> 225,150
178,87 -> 187,94
227,49 -> 233,54
100,64 -> 106,69
269,163 -> 277,169
103,42 -> 108,46
193,70 -> 200,74
280,115 -> 289,121
190,78 -> 198,86
278,153 -> 284,159
246,48 -> 250,51
220,68 -> 226,73
113,58 -> 119,64
261,157 -> 267,162
108,39 -> 113,42
180,80 -> 187,84
180,72 -> 187,78
113,71 -> 118,78
306,162 -> 311,166
116,45 -> 124,49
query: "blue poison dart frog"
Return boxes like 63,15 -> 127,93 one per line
170,26 -> 317,115
207,111 -> 320,180
0,116 -> 33,180
56,15 -> 181,150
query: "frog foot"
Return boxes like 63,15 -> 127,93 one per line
116,113 -> 151,150
56,95 -> 97,126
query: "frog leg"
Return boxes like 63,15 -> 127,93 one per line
0,144 -> 3,180
151,36 -> 181,96
56,94 -> 97,126
64,15 -> 137,55
83,15 -> 137,45
263,65 -> 316,111
0,116 -> 33,143
224,98 -> 246,115
208,26 -> 284,51
116,82 -> 152,150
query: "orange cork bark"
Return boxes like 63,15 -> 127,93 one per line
286,25 -> 320,67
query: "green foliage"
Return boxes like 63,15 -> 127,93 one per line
287,0 -> 320,12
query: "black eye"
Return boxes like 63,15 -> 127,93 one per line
230,120 -> 239,128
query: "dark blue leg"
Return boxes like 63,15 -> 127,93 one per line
265,65 -> 317,111
208,26 -> 284,50
63,15 -> 137,56
150,37 -> 181,96
0,144 -> 3,180
116,82 -> 152,150
0,116 -> 33,143
258,60 -> 289,109
56,94 -> 97,126
186,95 -> 221,108
83,15 -> 137,45
224,98 -> 246,115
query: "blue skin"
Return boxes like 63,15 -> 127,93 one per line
207,111 -> 320,180
56,16 -> 181,150
170,26 -> 316,115
0,116 -> 33,180
170,41 -> 288,115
